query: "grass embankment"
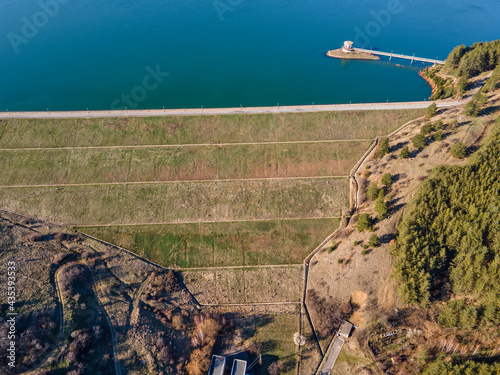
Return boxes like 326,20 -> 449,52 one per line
0,178 -> 347,225
79,218 -> 340,267
0,110 -> 423,269
0,110 -> 423,147
0,142 -> 370,186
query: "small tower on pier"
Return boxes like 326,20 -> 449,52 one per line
342,41 -> 354,53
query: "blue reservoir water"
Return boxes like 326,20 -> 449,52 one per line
0,0 -> 499,111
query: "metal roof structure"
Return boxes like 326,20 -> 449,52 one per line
208,355 -> 226,375
231,359 -> 247,375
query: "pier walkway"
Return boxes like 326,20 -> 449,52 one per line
353,48 -> 445,65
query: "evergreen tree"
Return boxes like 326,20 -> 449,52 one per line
381,173 -> 392,186
426,103 -> 438,118
399,146 -> 410,159
450,141 -> 466,158
420,123 -> 433,135
356,214 -> 373,232
457,76 -> 468,95
432,120 -> 444,131
377,138 -> 389,158
412,134 -> 426,149
432,130 -> 443,142
367,183 -> 380,201
393,125 -> 500,314
375,197 -> 388,219
369,234 -> 380,247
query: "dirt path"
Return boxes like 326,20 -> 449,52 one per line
82,261 -> 122,375
130,273 -> 153,326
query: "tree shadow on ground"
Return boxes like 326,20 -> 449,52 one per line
389,141 -> 409,153
380,232 -> 397,244
481,104 -> 500,116
388,196 -> 405,214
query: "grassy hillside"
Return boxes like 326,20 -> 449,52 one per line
0,109 -> 423,268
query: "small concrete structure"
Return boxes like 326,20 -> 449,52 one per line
338,320 -> 354,339
342,41 -> 354,53
231,359 -> 247,375
208,355 -> 226,375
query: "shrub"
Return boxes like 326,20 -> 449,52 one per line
361,249 -> 367,256
356,214 -> 373,232
327,242 -> 338,254
377,138 -> 389,158
432,130 -> 443,142
367,183 -> 380,201
381,173 -> 392,186
28,234 -> 45,242
171,315 -> 184,330
337,259 -> 343,264
362,244 -> 368,250
426,103 -> 437,118
399,146 -> 410,159
293,332 -> 306,346
450,141 -> 467,159
420,123 -> 433,135
369,234 -> 380,247
354,241 -> 359,246
268,361 -> 283,375
412,134 -> 426,149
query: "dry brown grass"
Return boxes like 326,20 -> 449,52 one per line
181,266 -> 303,305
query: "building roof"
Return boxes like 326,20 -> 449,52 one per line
208,355 -> 226,375
231,359 -> 247,375
338,320 -> 353,338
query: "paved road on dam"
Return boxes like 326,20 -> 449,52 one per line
0,100 -> 464,119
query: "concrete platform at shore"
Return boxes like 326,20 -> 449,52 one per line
327,48 -> 380,61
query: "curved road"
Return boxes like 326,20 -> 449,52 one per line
0,100 -> 463,119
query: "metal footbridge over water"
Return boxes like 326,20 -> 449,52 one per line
352,47 -> 445,65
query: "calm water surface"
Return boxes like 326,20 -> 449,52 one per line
0,0 -> 499,111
